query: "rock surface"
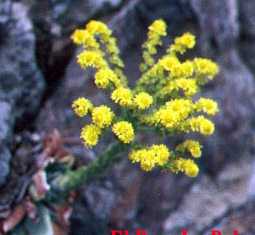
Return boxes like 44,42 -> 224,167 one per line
163,157 -> 255,234
0,1 -> 44,188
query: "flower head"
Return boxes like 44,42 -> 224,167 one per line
134,92 -> 153,110
77,51 -> 107,69
95,68 -> 120,89
195,98 -> 219,116
188,116 -> 215,135
71,29 -> 99,48
129,144 -> 170,171
112,121 -> 134,143
72,98 -> 93,117
170,32 -> 196,54
81,124 -> 101,147
150,144 -> 170,166
86,20 -> 111,38
178,140 -> 202,158
183,159 -> 199,177
92,105 -> 114,128
172,158 -> 199,177
148,19 -> 167,37
111,87 -> 133,107
194,58 -> 219,79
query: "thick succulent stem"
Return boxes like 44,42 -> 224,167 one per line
51,142 -> 128,194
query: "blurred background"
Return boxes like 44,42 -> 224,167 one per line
1,0 -> 255,234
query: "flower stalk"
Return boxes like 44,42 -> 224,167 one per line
52,142 -> 128,193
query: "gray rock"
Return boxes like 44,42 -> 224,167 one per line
0,1 -> 45,187
29,0 -> 123,37
163,157 -> 255,235
0,147 -> 11,187
191,0 -> 239,52
239,0 -> 255,76
239,0 -> 255,38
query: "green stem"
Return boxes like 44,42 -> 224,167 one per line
52,142 -> 128,193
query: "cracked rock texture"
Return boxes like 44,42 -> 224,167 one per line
0,1 -> 44,188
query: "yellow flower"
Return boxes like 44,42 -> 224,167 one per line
95,68 -> 119,89
170,32 -> 196,54
129,144 -> 170,171
159,56 -> 180,73
175,32 -> 196,49
71,29 -> 87,45
111,87 -> 133,107
180,61 -> 194,77
72,97 -> 93,117
156,108 -> 180,128
171,158 -> 199,177
175,78 -> 198,96
140,19 -> 167,71
194,58 -> 219,79
160,57 -> 195,78
148,19 -> 167,37
148,99 -> 193,129
71,29 -> 99,48
179,140 -> 202,158
92,105 -> 114,128
150,144 -> 170,166
195,98 -> 219,115
129,149 -> 148,164
86,20 -> 111,38
134,92 -> 153,110
159,99 -> 193,127
81,124 -> 101,147
189,116 -> 215,135
112,121 -> 135,143
183,159 -> 199,177
140,150 -> 156,171
161,79 -> 198,97
77,51 -> 107,69
129,149 -> 156,171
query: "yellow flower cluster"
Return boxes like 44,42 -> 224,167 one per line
161,78 -> 198,97
195,98 -> 219,115
95,68 -> 120,89
134,92 -> 153,110
172,158 -> 199,177
169,32 -> 196,54
194,58 -> 219,80
112,121 -> 134,144
81,124 -> 101,148
71,19 -> 220,177
187,116 -> 215,136
141,19 -> 167,71
177,140 -> 202,158
129,144 -> 170,171
111,87 -> 133,107
145,99 -> 193,129
72,98 -> 93,117
77,51 -> 107,69
92,105 -> 114,128
71,29 -> 99,49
